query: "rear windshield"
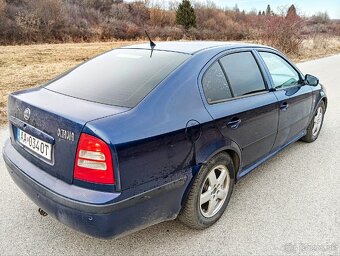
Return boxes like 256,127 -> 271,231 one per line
47,49 -> 190,107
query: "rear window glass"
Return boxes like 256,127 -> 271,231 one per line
202,62 -> 232,103
219,52 -> 266,97
47,49 -> 190,107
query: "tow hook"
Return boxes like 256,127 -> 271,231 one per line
38,208 -> 48,217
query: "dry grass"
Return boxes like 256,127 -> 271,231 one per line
292,35 -> 340,62
1,37 -> 340,126
0,41 -> 134,125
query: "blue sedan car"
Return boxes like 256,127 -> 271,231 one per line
3,41 -> 327,238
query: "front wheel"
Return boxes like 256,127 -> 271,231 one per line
178,153 -> 234,229
301,101 -> 325,143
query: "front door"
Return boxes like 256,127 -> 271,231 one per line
258,51 -> 313,149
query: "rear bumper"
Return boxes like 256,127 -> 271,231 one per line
3,139 -> 187,238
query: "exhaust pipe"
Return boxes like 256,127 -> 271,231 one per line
38,208 -> 48,217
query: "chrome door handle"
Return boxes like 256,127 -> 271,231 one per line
280,102 -> 289,111
227,118 -> 241,129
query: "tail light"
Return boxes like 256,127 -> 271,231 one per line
74,133 -> 114,184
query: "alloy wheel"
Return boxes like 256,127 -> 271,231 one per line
199,165 -> 230,218
312,106 -> 323,137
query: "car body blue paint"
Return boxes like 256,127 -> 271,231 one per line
122,41 -> 265,54
3,41 -> 327,238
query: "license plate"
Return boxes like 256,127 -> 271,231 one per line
17,129 -> 52,161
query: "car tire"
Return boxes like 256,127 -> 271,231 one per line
178,152 -> 235,229
301,101 -> 325,143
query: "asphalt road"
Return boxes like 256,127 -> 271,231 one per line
1,54 -> 339,256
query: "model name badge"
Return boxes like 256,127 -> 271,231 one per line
57,128 -> 75,141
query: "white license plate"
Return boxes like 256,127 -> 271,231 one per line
17,129 -> 52,161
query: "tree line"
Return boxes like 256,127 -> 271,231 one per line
0,0 -> 338,54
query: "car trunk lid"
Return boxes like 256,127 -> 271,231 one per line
8,88 -> 129,184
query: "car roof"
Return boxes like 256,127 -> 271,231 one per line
122,41 -> 269,54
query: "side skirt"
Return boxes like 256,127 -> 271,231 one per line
236,130 -> 306,181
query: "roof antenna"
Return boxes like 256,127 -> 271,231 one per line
145,30 -> 156,48
145,30 -> 156,57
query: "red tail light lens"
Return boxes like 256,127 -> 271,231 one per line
74,133 -> 114,184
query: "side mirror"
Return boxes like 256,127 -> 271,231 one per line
305,74 -> 319,86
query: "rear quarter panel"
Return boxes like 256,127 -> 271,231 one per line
84,53 -> 215,191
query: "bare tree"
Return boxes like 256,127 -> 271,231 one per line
0,0 -> 5,12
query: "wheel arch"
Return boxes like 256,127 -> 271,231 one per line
195,143 -> 242,182
179,146 -> 240,217
308,95 -> 327,125
180,130 -> 242,209
321,97 -> 327,110
224,149 -> 240,178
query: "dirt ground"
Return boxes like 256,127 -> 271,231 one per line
1,38 -> 340,125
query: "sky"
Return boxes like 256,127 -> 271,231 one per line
210,0 -> 340,19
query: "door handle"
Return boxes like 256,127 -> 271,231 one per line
227,117 -> 241,129
280,102 -> 289,111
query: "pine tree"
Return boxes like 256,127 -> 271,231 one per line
287,4 -> 298,19
233,4 -> 240,13
176,0 -> 196,30
266,4 -> 271,16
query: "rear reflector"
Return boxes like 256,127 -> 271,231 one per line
74,133 -> 114,184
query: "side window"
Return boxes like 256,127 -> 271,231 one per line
219,52 -> 266,97
202,62 -> 232,104
259,52 -> 300,89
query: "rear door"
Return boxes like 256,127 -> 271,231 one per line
257,51 -> 313,149
201,50 -> 279,168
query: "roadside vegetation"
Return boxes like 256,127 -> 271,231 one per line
0,0 -> 339,125
0,0 -> 339,52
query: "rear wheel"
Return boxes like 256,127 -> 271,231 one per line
178,153 -> 234,229
301,101 -> 325,143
